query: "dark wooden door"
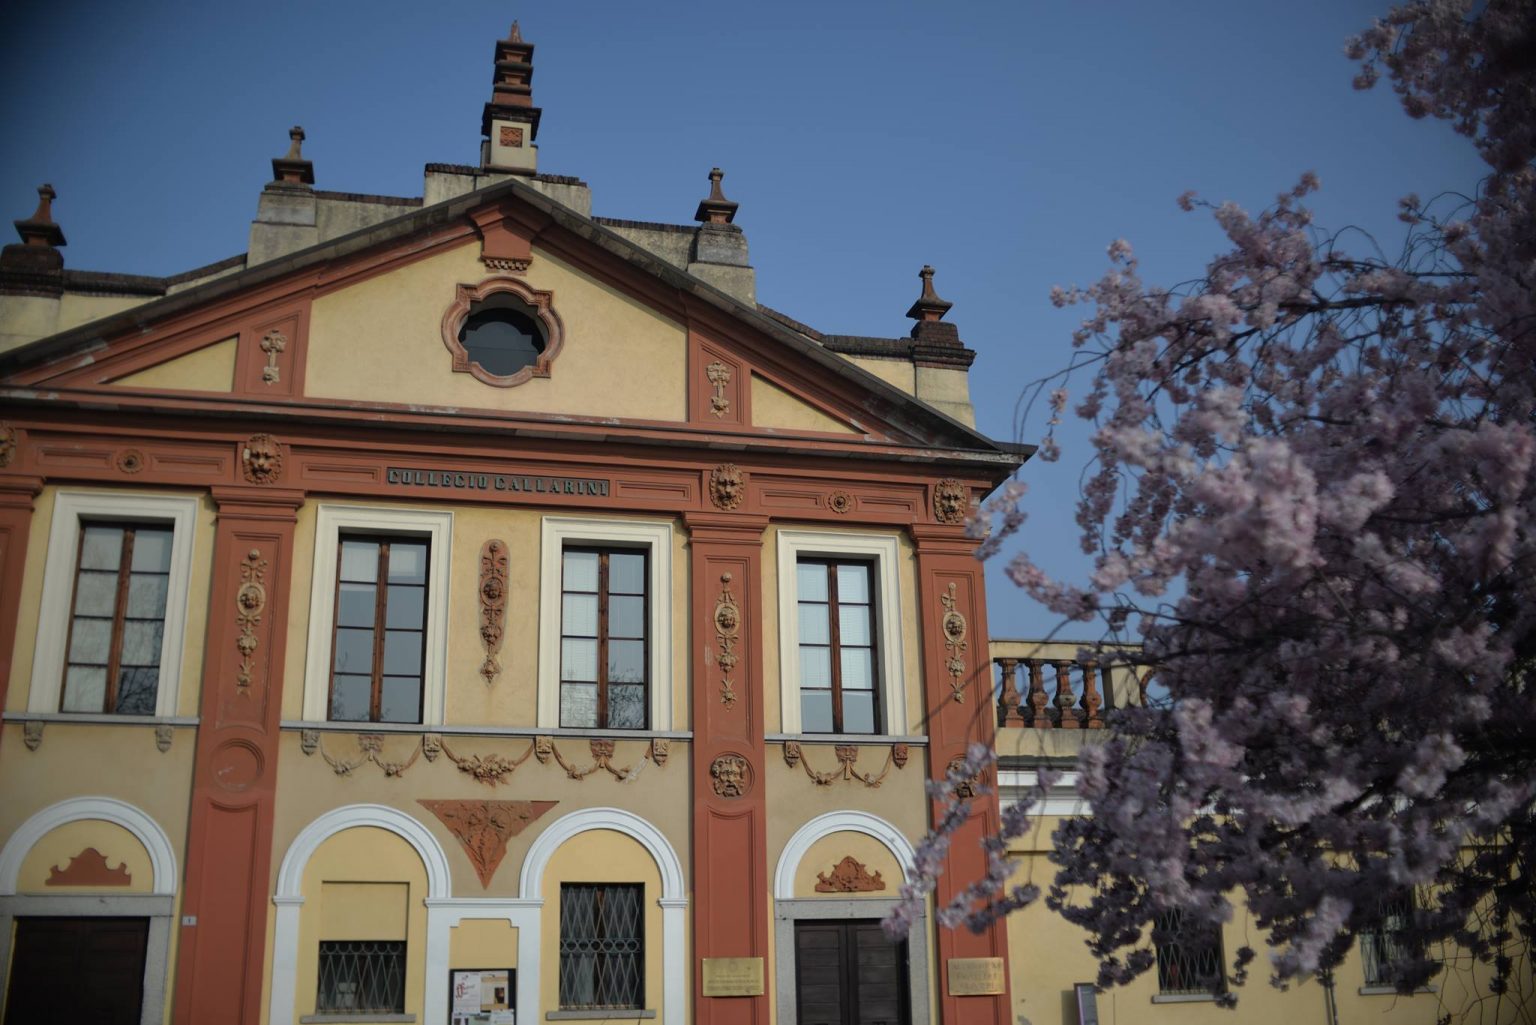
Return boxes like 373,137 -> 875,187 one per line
794,919 -> 909,1025
5,917 -> 148,1025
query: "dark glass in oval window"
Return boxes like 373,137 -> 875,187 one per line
460,296 -> 546,376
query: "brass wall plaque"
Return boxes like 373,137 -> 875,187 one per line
947,956 -> 1006,996
701,957 -> 765,997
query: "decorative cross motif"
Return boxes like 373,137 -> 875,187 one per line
706,360 -> 732,417
260,329 -> 287,384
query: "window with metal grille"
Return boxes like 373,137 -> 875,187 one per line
316,940 -> 406,1014
796,558 -> 880,734
328,536 -> 429,723
1154,908 -> 1225,995
559,883 -> 644,1010
62,522 -> 173,715
1361,893 -> 1417,986
559,548 -> 648,729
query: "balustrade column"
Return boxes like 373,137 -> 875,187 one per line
1027,659 -> 1051,728
996,658 -> 1025,727
1053,660 -> 1080,729
1080,660 -> 1104,729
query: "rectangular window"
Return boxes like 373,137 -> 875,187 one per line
1361,894 -> 1416,986
1154,908 -> 1226,996
559,547 -> 648,729
796,558 -> 879,734
61,522 -> 174,715
316,940 -> 406,1014
328,535 -> 429,723
559,883 -> 643,1011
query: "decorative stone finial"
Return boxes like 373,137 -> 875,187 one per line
482,20 -> 541,170
905,265 -> 953,323
270,125 -> 315,186
508,20 -> 523,42
14,184 -> 66,248
2,183 -> 67,291
694,167 -> 739,225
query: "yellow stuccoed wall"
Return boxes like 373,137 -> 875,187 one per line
538,828 -> 667,1018
109,336 -> 237,391
449,918 -> 519,970
304,241 -> 687,420
1005,821 -> 1468,1025
15,819 -> 154,893
290,827 -> 430,1023
6,486 -> 218,718
750,374 -> 859,435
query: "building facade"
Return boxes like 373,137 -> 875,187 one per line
0,23 -> 1501,1025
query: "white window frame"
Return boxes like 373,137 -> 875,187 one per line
538,517 -> 674,731
776,530 -> 907,736
28,491 -> 199,718
301,505 -> 453,725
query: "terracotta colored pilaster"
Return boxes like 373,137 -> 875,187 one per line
683,511 -> 770,1025
911,522 -> 1013,1024
173,486 -> 303,1025
0,474 -> 44,749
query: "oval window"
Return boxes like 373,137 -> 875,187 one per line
458,294 -> 547,377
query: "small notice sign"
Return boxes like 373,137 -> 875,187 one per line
701,957 -> 765,997
947,957 -> 1006,996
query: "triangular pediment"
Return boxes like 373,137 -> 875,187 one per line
0,179 -> 998,454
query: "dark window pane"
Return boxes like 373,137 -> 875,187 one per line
843,691 -> 876,734
383,630 -> 423,675
130,528 -> 173,572
62,666 -> 107,712
608,553 -> 645,594
561,683 -> 598,728
119,621 -> 164,667
68,618 -> 113,664
386,542 -> 428,585
609,595 -> 644,639
116,668 -> 158,715
385,584 -> 425,630
562,639 -> 598,682
563,550 -> 598,592
801,691 -> 834,733
380,676 -> 422,723
609,685 -> 645,729
560,884 -> 643,1010
460,301 -> 545,377
1155,909 -> 1225,995
337,582 -> 376,628
339,541 -> 380,583
330,675 -> 372,721
73,571 -> 118,616
317,941 -> 406,1014
333,628 -> 375,674
79,526 -> 124,570
607,640 -> 645,684
126,573 -> 169,618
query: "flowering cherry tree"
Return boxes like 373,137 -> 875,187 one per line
894,0 -> 1535,1012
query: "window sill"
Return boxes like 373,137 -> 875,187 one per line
299,1015 -> 416,1024
8,712 -> 199,727
546,1011 -> 656,1021
766,732 -> 928,745
282,721 -> 692,740
1359,984 -> 1438,996
1150,992 -> 1224,1003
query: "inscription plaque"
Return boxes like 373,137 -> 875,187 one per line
947,956 -> 1006,996
700,956 -> 765,997
387,466 -> 609,496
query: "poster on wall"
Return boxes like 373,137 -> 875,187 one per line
449,968 -> 515,1024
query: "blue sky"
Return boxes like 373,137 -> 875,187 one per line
0,0 -> 1486,638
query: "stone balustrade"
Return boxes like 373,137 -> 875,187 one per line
989,640 -> 1147,730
